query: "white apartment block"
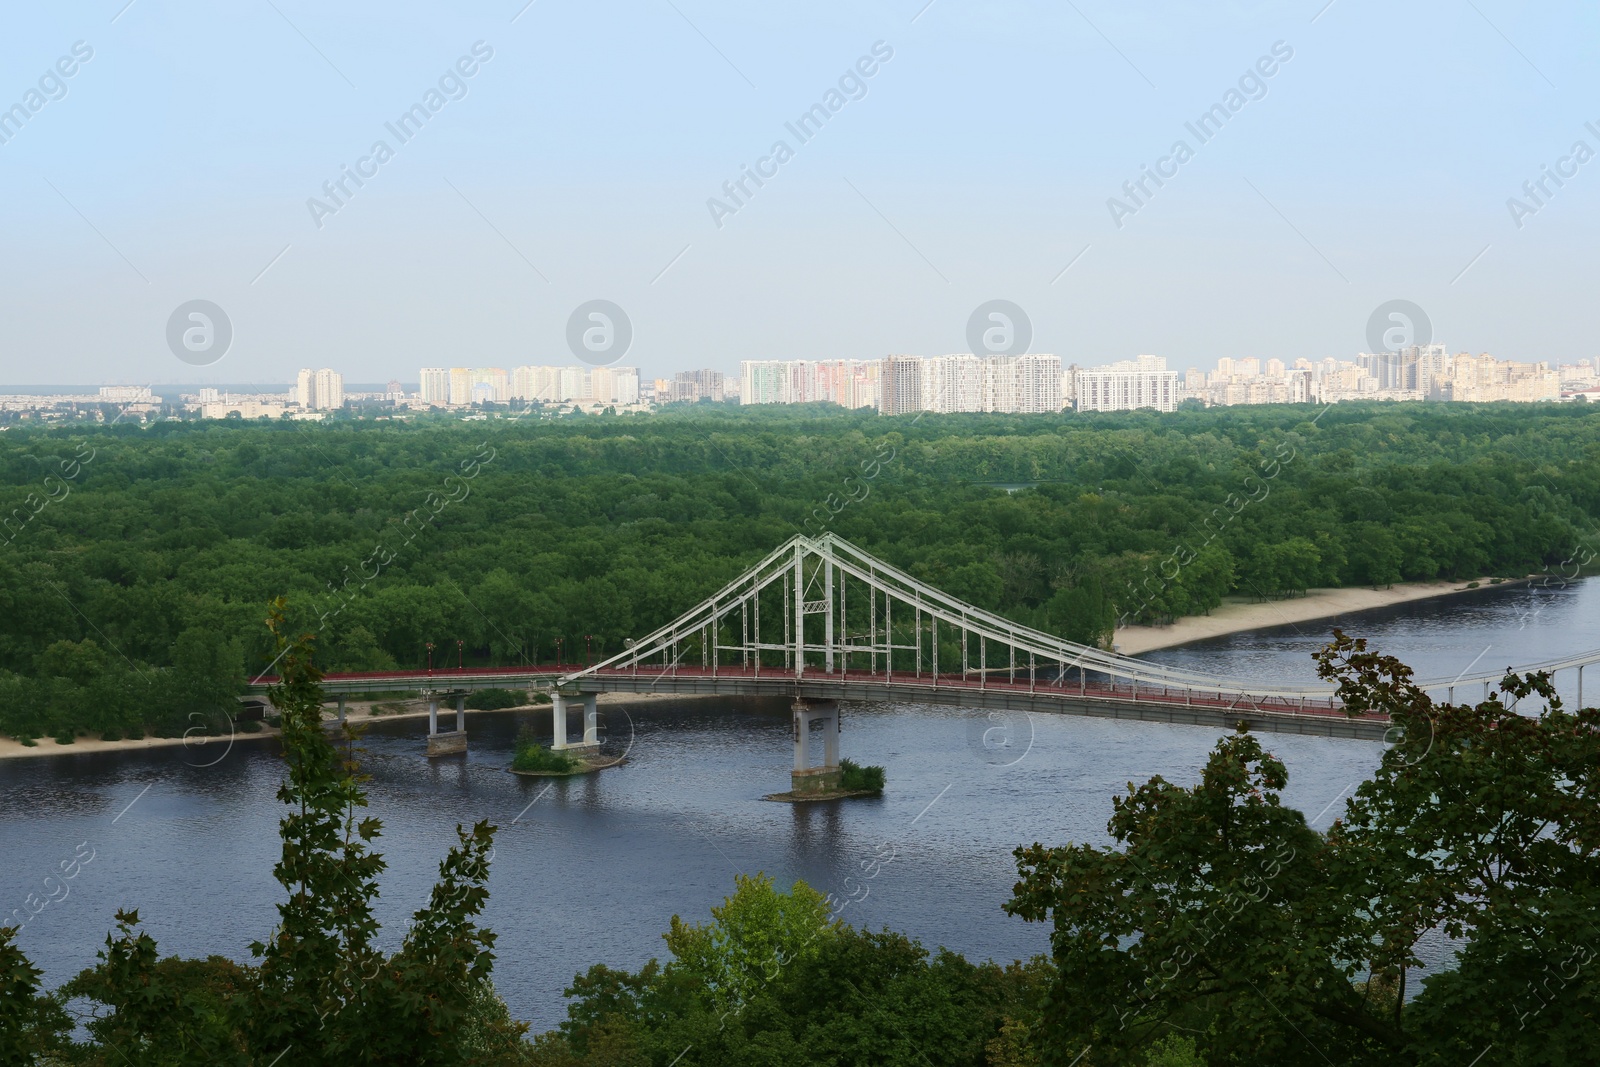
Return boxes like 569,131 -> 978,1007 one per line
1011,354 -> 1065,414
741,355 -> 1058,415
420,368 -> 450,405
293,368 -> 345,411
1074,355 -> 1180,413
498,365 -> 640,405
739,360 -> 879,409
920,355 -> 984,412
1192,349 -> 1561,406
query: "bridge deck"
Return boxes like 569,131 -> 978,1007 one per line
247,665 -> 1389,741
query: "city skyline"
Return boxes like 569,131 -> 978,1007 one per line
9,336 -> 1598,392
10,347 -> 1596,424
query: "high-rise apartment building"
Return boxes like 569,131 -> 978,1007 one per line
739,360 -> 877,408
420,368 -> 450,405
879,356 -> 924,416
921,355 -> 984,412
742,355 -> 1060,415
666,369 -> 725,403
293,368 -> 345,410
1011,354 -> 1065,413
741,361 -> 791,405
610,367 -> 641,405
448,368 -> 472,406
313,368 -> 344,410
1074,355 -> 1180,413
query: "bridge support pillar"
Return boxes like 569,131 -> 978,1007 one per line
337,695 -> 346,723
425,691 -> 468,757
790,699 -> 841,795
582,695 -> 599,746
551,693 -> 600,751
551,693 -> 569,750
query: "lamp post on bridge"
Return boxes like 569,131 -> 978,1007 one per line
426,642 -> 434,676
584,634 -> 593,668
555,637 -> 565,668
457,639 -> 464,671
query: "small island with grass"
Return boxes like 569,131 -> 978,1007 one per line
767,758 -> 886,803
508,726 -> 624,776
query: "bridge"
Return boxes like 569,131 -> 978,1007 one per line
248,534 -> 1599,786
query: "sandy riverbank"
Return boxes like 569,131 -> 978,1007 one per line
0,690 -> 714,761
1113,576 -> 1525,655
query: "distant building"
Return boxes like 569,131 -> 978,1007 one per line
1074,355 -> 1180,413
1010,354 -> 1065,413
313,368 -> 344,410
420,368 -> 450,405
294,368 -> 345,411
201,399 -> 287,419
878,356 -> 924,416
1190,348 -> 1561,406
739,359 -> 877,408
668,369 -> 725,403
495,364 -> 642,405
99,386 -> 154,403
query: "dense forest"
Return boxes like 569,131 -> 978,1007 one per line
1,401 -> 1597,742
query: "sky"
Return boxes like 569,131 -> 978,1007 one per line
0,0 -> 1595,385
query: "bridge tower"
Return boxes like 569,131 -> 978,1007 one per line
790,698 -> 841,794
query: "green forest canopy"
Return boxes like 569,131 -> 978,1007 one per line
0,401 -> 1596,741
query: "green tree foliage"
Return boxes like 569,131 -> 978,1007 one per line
534,873 -> 1050,1066
0,923 -> 72,1063
46,601 -> 518,1066
64,911 -> 252,1064
662,873 -> 838,1014
1006,633 -> 1600,1065
1,404 -> 1597,739
838,758 -> 886,794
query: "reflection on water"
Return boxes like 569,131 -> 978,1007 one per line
1,578 -> 1592,1032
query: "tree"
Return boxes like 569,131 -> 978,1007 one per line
537,885 -> 1048,1067
330,624 -> 398,671
662,872 -> 837,1014
0,923 -> 72,1063
1318,632 -> 1600,1064
1045,573 -> 1115,647
65,910 -> 251,1064
63,599 -> 511,1066
1005,632 -> 1600,1065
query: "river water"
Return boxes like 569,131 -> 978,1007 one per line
3,578 -> 1595,1032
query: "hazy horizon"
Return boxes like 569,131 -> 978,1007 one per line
3,1 -> 1595,385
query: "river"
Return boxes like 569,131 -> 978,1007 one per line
2,577 -> 1594,1032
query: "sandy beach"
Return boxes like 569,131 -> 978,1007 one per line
1113,576 -> 1524,655
0,690 -> 711,762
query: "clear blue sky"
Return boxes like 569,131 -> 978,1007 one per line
1,0 -> 1594,385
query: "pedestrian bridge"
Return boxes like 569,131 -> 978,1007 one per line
247,534 -> 1600,763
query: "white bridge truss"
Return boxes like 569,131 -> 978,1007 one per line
563,533 -> 1340,703
243,535 -> 1600,750
559,533 -> 1599,714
